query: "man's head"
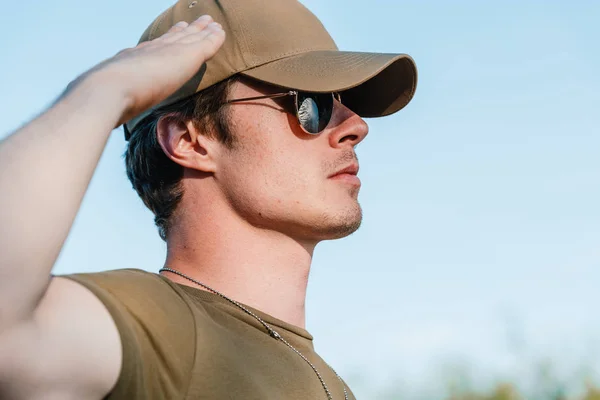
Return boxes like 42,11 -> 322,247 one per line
126,76 -> 367,242
124,0 -> 417,243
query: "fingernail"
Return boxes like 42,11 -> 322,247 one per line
208,22 -> 222,29
197,14 -> 212,22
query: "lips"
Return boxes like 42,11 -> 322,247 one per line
329,164 -> 359,178
328,164 -> 361,187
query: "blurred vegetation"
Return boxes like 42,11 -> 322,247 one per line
365,360 -> 600,400
372,380 -> 600,400
443,382 -> 600,400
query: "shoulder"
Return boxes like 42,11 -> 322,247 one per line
63,267 -> 167,291
58,269 -> 197,399
62,268 -> 193,320
59,267 -> 196,347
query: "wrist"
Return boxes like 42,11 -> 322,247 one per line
60,70 -> 132,130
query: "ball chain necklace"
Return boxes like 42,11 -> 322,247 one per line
159,267 -> 349,400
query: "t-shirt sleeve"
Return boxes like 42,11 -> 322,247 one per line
60,269 -> 196,400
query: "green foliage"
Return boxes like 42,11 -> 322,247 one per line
580,384 -> 600,400
367,368 -> 600,400
445,382 -> 523,400
442,382 -> 599,400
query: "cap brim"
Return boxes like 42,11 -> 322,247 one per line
240,50 -> 417,118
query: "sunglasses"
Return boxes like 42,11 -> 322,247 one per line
225,90 -> 342,135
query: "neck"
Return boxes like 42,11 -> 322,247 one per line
162,197 -> 316,329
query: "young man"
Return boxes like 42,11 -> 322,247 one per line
0,0 -> 416,399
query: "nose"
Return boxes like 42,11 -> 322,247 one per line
327,101 -> 369,148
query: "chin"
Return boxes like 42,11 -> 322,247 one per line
248,196 -> 364,242
310,203 -> 363,241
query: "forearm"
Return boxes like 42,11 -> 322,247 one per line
0,74 -> 128,331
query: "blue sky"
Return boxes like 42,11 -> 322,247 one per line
1,1 -> 599,397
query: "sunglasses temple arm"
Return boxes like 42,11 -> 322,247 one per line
226,91 -> 297,104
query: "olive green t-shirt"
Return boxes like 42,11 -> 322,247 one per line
63,269 -> 355,400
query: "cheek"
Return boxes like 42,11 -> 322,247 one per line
228,143 -> 315,202
219,106 -> 330,218
219,150 -> 324,227
227,114 -> 316,193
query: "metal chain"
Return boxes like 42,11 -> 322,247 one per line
159,267 -> 349,400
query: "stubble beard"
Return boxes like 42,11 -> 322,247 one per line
314,200 -> 363,240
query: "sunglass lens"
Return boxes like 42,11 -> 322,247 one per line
297,92 -> 334,134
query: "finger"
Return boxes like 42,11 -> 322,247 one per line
159,21 -> 190,41
178,25 -> 225,60
167,21 -> 189,34
177,22 -> 223,45
162,15 -> 213,43
188,14 -> 214,31
175,26 -> 222,44
197,30 -> 226,60
201,29 -> 226,59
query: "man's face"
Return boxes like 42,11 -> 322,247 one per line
215,79 -> 369,243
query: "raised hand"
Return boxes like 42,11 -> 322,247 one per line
77,15 -> 225,127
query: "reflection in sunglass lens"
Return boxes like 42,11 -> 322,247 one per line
297,92 -> 334,134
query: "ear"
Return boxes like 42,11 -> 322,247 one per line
156,116 -> 219,173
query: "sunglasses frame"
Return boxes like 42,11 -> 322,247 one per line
225,90 -> 342,135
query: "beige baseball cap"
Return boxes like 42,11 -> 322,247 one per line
124,0 -> 417,139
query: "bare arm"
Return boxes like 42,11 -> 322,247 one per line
0,74 -> 128,327
0,16 -> 224,399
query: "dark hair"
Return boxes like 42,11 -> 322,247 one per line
125,76 -> 240,241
